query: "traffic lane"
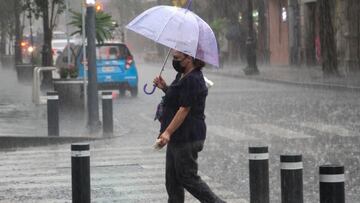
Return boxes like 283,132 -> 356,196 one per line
110,62 -> 176,146
123,63 -> 360,143
112,63 -> 360,201
205,73 -> 360,139
199,73 -> 360,202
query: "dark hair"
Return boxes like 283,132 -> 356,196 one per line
182,53 -> 206,70
192,58 -> 206,70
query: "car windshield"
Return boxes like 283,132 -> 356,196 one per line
96,45 -> 128,60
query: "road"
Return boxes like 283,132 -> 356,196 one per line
118,62 -> 360,202
0,59 -> 360,202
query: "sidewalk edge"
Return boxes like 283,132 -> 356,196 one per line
207,71 -> 360,92
0,136 -> 101,150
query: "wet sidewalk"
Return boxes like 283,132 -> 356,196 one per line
204,63 -> 360,91
0,59 -> 98,148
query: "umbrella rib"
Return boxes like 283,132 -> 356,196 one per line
155,8 -> 184,41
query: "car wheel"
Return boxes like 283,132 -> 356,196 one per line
130,87 -> 138,97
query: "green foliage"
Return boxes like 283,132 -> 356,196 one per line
31,0 -> 65,20
210,18 -> 227,37
69,10 -> 117,44
59,67 -> 69,78
68,67 -> 78,78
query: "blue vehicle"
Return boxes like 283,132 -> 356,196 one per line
75,43 -> 138,97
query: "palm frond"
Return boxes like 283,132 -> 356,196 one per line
69,10 -> 116,43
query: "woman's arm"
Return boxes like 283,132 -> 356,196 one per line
158,106 -> 190,146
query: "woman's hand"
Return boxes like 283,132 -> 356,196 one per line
155,107 -> 190,149
153,76 -> 167,90
157,130 -> 171,148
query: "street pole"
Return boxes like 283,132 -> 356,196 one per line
243,0 -> 259,75
85,0 -> 100,132
65,0 -> 71,68
71,143 -> 91,203
82,0 -> 88,122
248,146 -> 269,203
14,0 -> 22,64
28,3 -> 34,66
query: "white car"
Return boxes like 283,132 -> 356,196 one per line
51,31 -> 78,65
51,31 -> 67,65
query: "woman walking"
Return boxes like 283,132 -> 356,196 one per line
153,50 -> 225,203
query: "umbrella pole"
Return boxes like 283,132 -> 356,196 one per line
143,49 -> 171,95
158,49 -> 171,77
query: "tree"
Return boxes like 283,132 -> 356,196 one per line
196,0 -> 245,62
30,0 -> 65,66
0,0 -> 15,55
110,0 -> 145,41
14,0 -> 23,62
345,0 -> 360,72
69,10 -> 116,44
288,0 -> 301,66
318,0 -> 339,76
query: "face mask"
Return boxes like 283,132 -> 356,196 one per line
172,59 -> 186,73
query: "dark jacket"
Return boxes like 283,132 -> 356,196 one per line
160,69 -> 208,143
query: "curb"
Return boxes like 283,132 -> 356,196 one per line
206,71 -> 360,92
0,136 -> 101,150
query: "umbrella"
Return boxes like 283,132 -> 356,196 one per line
126,1 -> 219,94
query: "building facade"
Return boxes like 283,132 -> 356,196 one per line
265,0 -> 360,73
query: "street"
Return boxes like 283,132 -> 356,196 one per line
0,0 -> 358,202
1,60 -> 360,202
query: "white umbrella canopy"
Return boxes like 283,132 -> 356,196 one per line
126,5 -> 219,67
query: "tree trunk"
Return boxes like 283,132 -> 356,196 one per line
257,0 -> 269,64
14,0 -> 22,63
305,3 -> 317,66
0,22 -> 6,55
41,0 -> 53,87
42,0 -> 52,66
345,0 -> 360,72
319,0 -> 339,76
288,0 -> 301,66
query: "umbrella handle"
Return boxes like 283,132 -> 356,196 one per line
143,83 -> 157,95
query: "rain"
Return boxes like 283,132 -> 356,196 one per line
0,0 -> 360,202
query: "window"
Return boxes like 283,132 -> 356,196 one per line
96,45 -> 128,60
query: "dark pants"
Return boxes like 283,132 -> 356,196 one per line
166,141 -> 226,203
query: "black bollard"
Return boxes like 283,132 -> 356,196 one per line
249,146 -> 269,203
102,92 -> 113,135
319,165 -> 345,203
280,154 -> 303,203
47,91 -> 59,136
71,143 -> 91,203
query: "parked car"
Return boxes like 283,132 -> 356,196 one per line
52,31 -> 80,65
56,42 -> 139,97
52,31 -> 68,64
